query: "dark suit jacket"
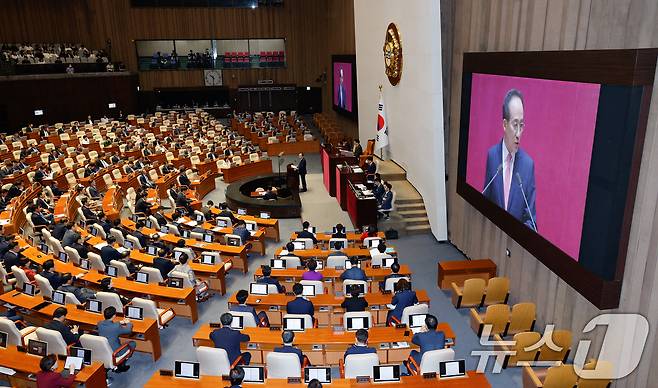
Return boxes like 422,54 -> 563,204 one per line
210,327 -> 250,363
340,267 -> 367,281
341,296 -> 368,312
483,141 -> 537,230
2,250 -> 20,271
41,270 -> 66,289
31,212 -> 50,226
353,144 -> 363,158
286,297 -> 314,317
411,330 -> 446,360
135,198 -> 150,214
153,257 -> 175,278
344,344 -> 376,360
100,245 -> 122,266
45,319 -> 79,345
296,230 -> 317,244
98,319 -> 133,351
297,158 -> 307,175
178,174 -> 191,187
257,276 -> 284,293
389,290 -> 418,322
230,304 -> 258,323
273,345 -> 304,365
379,191 -> 393,210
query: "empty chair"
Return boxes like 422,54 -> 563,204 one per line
35,328 -> 68,355
80,334 -> 134,371
384,276 -> 410,292
139,266 -> 164,284
577,360 -> 613,388
166,223 -> 181,236
228,311 -> 257,328
103,174 -> 114,188
60,291 -> 82,305
47,236 -> 64,256
65,172 -> 77,187
148,169 -> 159,182
174,246 -> 195,260
88,252 -> 106,271
40,153 -> 50,164
294,238 -> 314,249
327,255 -> 349,268
130,297 -> 175,328
191,155 -> 201,166
300,280 -> 324,295
451,278 -> 486,308
400,303 -> 430,327
410,348 -> 455,375
483,277 -> 510,306
125,235 -> 142,250
279,256 -> 302,268
266,352 -> 301,379
91,223 -> 107,239
64,157 -> 75,169
224,234 -> 243,246
343,280 -> 368,295
112,169 -> 123,180
231,156 -> 242,165
342,353 -> 379,378
525,364 -> 578,388
50,162 -> 62,174
0,318 -> 38,346
33,274 -> 54,299
0,264 -> 16,291
470,304 -> 510,337
110,228 -> 125,245
537,330 -> 572,363
109,260 -> 131,277
63,246 -> 82,265
95,292 -> 124,312
11,266 -> 31,290
76,167 -> 86,179
11,150 -> 21,160
196,346 -> 232,376
496,331 -> 541,369
506,302 -> 536,336
343,311 -> 373,330
267,136 -> 279,144
76,154 -> 87,165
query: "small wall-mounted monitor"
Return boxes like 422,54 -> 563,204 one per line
34,109 -> 44,116
108,103 -> 117,109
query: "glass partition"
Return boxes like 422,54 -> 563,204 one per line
136,38 -> 286,71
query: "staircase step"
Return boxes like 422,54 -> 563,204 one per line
404,216 -> 430,226
396,198 -> 424,205
398,210 -> 428,217
406,224 -> 432,235
396,203 -> 425,211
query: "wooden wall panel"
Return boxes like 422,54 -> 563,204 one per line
443,0 -> 658,386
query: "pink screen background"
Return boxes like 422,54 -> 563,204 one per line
465,73 -> 601,261
333,62 -> 353,112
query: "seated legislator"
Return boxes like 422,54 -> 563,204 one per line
51,218 -> 68,241
341,284 -> 369,312
297,221 -> 318,244
100,236 -> 124,266
257,265 -> 285,293
40,259 -> 68,289
387,279 -> 418,325
232,220 -> 251,244
58,274 -> 96,303
332,223 -> 347,239
217,202 -> 238,223
231,289 -> 269,326
46,307 -> 81,346
405,314 -> 446,374
98,306 -> 136,373
302,259 -> 323,281
153,249 -> 177,279
210,312 -> 252,365
328,241 -> 345,257
340,257 -> 367,281
344,328 -> 377,360
171,252 -> 209,300
274,330 -> 310,367
228,367 -> 245,388
379,262 -> 404,290
286,283 -> 315,317
37,354 -> 76,388
2,241 -> 22,270
261,186 -> 277,200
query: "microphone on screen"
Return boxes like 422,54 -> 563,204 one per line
515,172 -> 537,232
481,163 -> 503,195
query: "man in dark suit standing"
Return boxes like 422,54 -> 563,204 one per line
296,153 -> 307,192
286,283 -> 314,317
257,265 -> 285,293
210,313 -> 252,365
482,89 -> 537,231
352,139 -> 363,158
297,221 -> 317,244
406,314 -> 445,373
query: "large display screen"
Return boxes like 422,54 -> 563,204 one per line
456,50 -> 656,309
332,55 -> 358,119
465,74 -> 601,261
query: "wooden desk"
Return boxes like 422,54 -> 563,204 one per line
290,231 -> 386,246
192,325 -> 452,366
0,346 -> 107,388
253,265 -> 412,294
437,259 -> 497,289
102,186 -> 123,220
0,184 -> 40,235
53,191 -> 79,221
266,139 -> 320,155
156,172 -> 178,199
145,372 -> 490,388
337,164 -> 366,211
190,172 -> 217,199
0,292 -> 163,361
222,160 -> 273,183
321,145 -> 357,197
347,182 -> 378,230
273,247 -> 391,260
226,290 -> 430,326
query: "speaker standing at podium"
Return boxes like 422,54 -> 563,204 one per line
295,153 -> 307,192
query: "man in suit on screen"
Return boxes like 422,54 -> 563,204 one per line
337,68 -> 347,109
483,89 -> 537,231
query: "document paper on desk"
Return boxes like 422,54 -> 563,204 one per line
0,366 -> 15,375
93,242 -> 108,250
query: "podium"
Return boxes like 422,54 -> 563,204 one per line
286,164 -> 299,191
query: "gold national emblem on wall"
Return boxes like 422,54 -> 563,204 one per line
383,22 -> 402,86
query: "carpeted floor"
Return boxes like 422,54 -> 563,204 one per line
101,151 -> 521,387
